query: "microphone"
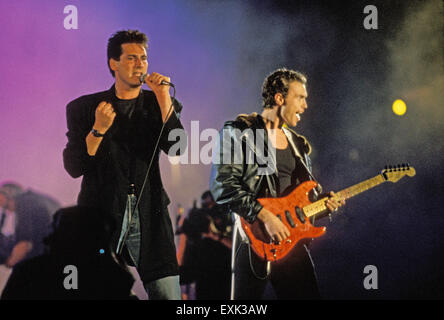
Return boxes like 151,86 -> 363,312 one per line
140,73 -> 175,87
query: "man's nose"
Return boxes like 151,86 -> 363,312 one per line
135,57 -> 147,67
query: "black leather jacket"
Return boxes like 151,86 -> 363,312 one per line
210,113 -> 316,223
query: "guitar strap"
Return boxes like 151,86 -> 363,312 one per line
282,127 -> 322,197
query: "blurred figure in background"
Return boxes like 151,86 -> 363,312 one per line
1,206 -> 135,300
175,203 -> 194,299
177,191 -> 232,300
0,182 -> 59,269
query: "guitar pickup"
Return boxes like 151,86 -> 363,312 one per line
285,210 -> 296,228
295,206 -> 306,223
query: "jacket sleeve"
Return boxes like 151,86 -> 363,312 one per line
158,98 -> 187,156
209,125 -> 263,223
62,99 -> 108,178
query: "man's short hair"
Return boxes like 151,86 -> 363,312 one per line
201,190 -> 214,201
262,68 -> 307,109
107,29 -> 148,77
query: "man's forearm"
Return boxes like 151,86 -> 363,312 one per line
5,241 -> 33,268
85,131 -> 104,156
155,92 -> 173,123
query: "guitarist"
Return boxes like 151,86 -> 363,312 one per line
210,68 -> 345,299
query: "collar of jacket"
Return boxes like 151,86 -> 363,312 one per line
233,113 -> 312,166
235,113 -> 311,153
232,113 -> 319,195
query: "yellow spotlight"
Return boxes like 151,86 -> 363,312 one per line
392,99 -> 407,116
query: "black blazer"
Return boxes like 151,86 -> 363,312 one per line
63,85 -> 186,283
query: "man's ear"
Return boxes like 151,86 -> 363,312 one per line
274,92 -> 285,107
109,58 -> 119,73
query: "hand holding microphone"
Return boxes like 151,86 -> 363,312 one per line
140,73 -> 175,88
140,72 -> 177,122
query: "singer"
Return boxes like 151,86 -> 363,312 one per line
63,30 -> 186,299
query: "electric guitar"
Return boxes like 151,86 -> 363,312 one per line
240,164 -> 416,261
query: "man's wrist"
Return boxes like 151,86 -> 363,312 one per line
91,128 -> 106,137
257,208 -> 273,223
153,88 -> 171,98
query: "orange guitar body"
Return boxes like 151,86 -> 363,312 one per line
240,180 -> 326,261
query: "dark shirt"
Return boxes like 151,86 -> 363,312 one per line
276,145 -> 297,196
115,97 -> 137,119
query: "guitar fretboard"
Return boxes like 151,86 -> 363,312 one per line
303,175 -> 386,218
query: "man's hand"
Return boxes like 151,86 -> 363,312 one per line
86,101 -> 116,156
5,241 -> 33,268
325,191 -> 346,213
93,101 -> 116,134
144,72 -> 171,96
143,72 -> 173,123
257,208 -> 290,243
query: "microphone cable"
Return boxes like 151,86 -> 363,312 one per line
117,83 -> 178,255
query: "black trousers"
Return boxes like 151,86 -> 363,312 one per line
231,231 -> 321,300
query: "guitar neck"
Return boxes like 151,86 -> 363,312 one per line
304,174 -> 386,218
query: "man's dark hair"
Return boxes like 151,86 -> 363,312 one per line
107,29 -> 148,77
201,190 -> 214,201
262,68 -> 307,109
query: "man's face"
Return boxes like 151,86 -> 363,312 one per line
111,43 -> 148,88
279,81 -> 308,127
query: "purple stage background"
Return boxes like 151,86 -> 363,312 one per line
0,0 -> 261,208
1,0 -> 443,299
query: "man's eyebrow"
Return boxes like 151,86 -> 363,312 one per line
127,54 -> 147,58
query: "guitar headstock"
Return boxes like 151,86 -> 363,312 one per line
382,164 -> 416,183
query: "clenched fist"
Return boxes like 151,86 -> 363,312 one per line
93,101 -> 116,133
